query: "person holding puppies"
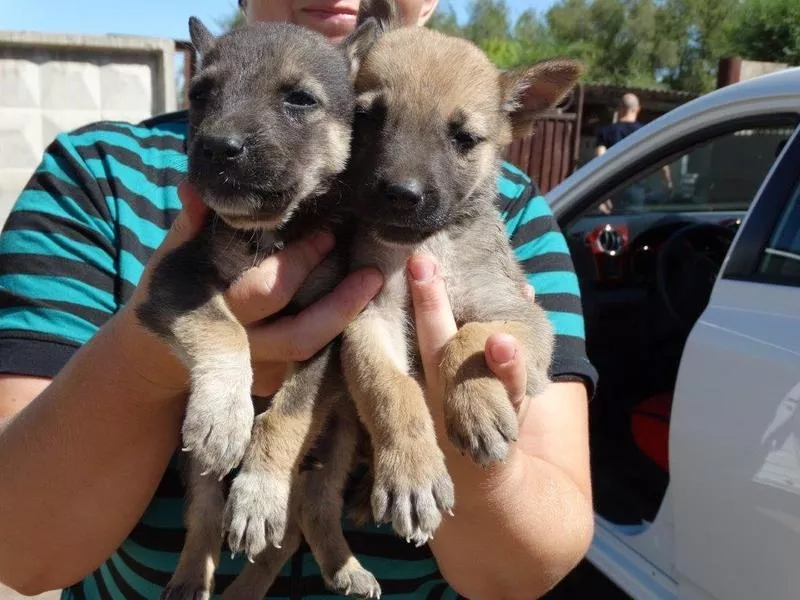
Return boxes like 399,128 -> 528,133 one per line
0,0 -> 598,598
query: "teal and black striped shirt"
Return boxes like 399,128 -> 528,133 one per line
0,110 -> 597,599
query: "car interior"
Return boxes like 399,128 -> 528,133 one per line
562,120 -> 799,529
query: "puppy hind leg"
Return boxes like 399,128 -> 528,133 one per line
219,525 -> 302,600
161,458 -> 225,600
299,398 -> 381,599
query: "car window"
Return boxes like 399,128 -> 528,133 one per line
757,181 -> 800,284
595,124 -> 796,216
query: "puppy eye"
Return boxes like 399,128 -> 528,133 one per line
284,90 -> 318,108
451,130 -> 483,152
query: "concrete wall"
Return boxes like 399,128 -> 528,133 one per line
0,30 -> 177,225
740,59 -> 790,82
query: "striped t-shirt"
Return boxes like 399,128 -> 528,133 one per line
0,110 -> 597,599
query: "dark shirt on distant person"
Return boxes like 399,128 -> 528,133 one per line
596,121 -> 643,149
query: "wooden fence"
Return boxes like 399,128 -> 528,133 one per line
502,83 -> 584,194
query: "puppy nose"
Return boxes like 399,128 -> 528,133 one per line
201,134 -> 245,161
385,179 -> 424,207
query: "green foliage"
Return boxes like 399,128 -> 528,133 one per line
656,0 -> 739,92
211,0 -> 800,94
730,0 -> 800,65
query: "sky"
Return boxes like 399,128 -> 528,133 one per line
0,0 -> 556,40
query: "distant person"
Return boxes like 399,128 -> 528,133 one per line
595,93 -> 672,214
595,93 -> 643,156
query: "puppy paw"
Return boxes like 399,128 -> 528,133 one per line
327,557 -> 382,599
445,375 -> 518,467
182,369 -> 254,478
160,582 -> 211,600
372,442 -> 454,545
224,470 -> 291,559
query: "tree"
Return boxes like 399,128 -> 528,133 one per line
219,5 -> 246,32
545,0 -> 669,88
658,0 -> 739,92
426,3 -> 463,37
730,0 -> 800,65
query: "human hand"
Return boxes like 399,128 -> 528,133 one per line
124,181 -> 383,398
406,254 -> 533,474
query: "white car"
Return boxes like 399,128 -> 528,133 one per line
547,67 -> 800,600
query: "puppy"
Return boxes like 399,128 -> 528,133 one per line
340,0 -> 583,545
135,17 -> 380,600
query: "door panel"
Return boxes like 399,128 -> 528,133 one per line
671,130 -> 800,600
671,280 -> 800,600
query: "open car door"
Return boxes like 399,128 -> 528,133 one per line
670,125 -> 800,600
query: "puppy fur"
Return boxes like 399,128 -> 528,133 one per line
340,0 -> 584,545
135,17 -> 381,599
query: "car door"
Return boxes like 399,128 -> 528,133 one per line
670,124 -> 800,600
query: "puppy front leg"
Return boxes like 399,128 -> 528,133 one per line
175,294 -> 254,477
224,346 -> 333,558
439,314 -> 553,467
341,312 -> 454,546
162,457 -> 224,600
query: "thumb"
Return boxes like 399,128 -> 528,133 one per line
130,181 -> 208,303
161,180 -> 208,252
407,254 -> 457,381
485,333 -> 528,412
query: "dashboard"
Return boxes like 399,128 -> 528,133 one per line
566,210 -> 744,286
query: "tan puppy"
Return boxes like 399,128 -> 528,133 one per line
339,0 -> 583,545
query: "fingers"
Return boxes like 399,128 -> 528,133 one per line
485,333 -> 528,412
407,254 -> 457,379
130,182 -> 209,303
226,230 -> 336,325
251,362 -> 290,397
177,180 -> 209,231
522,282 -> 535,302
158,181 -> 208,255
248,267 -> 383,362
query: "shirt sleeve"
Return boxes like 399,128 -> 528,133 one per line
499,165 -> 598,397
0,132 -> 119,378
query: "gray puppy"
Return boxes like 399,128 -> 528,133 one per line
339,0 -> 584,545
135,17 -> 380,600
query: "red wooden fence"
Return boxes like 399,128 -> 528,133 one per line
503,84 -> 584,194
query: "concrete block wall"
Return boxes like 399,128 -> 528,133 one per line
0,30 -> 177,225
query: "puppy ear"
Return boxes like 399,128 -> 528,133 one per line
499,58 -> 584,139
188,16 -> 216,61
340,17 -> 382,80
357,0 -> 402,32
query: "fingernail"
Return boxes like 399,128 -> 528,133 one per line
311,231 -> 335,254
408,256 -> 436,282
489,339 -> 517,365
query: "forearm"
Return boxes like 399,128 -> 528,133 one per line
430,453 -> 594,599
0,308 -> 187,593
